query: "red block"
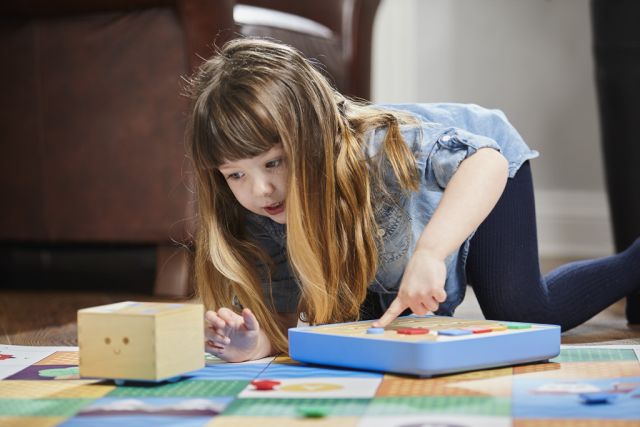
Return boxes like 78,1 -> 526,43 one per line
396,327 -> 429,335
251,379 -> 281,390
464,327 -> 492,334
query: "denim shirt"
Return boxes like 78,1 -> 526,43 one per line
245,103 -> 539,316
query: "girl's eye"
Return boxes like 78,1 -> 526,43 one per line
226,172 -> 244,180
266,158 -> 282,168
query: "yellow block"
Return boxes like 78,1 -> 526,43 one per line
0,417 -> 66,427
0,380 -> 113,399
34,351 -> 79,366
78,301 -> 204,381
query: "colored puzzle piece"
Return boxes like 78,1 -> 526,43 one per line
579,392 -> 618,404
396,328 -> 429,335
251,379 -> 281,391
438,329 -> 473,336
297,406 -> 328,418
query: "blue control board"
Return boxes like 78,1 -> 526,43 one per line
288,315 -> 560,377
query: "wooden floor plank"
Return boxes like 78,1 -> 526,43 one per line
1,257 -> 638,346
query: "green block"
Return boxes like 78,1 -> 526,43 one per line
551,348 -> 637,363
0,399 -> 92,417
366,396 -> 511,416
503,323 -> 531,329
297,406 -> 329,418
38,367 -> 80,378
107,380 -> 248,398
223,398 -> 371,417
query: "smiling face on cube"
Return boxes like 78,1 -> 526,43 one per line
79,316 -> 155,380
104,335 -> 131,355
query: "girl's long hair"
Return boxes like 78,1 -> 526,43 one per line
186,38 -> 419,353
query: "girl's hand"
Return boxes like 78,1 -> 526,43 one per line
372,248 -> 447,328
204,307 -> 272,362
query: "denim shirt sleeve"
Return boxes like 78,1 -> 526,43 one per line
426,126 -> 502,190
367,103 -> 539,317
244,214 -> 300,314
383,102 -> 539,179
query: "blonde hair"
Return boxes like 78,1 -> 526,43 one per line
187,38 -> 419,353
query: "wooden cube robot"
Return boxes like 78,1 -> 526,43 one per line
78,301 -> 204,383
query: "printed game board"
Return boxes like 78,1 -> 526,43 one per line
289,315 -> 561,376
1,343 -> 639,426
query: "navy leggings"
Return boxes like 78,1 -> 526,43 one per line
360,161 -> 640,328
466,161 -> 640,331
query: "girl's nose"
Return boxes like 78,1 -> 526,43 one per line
254,178 -> 274,197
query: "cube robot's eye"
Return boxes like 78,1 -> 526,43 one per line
123,337 -> 129,345
104,337 -> 111,345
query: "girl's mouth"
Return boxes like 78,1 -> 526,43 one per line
264,201 -> 285,215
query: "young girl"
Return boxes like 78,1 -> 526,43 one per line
187,38 -> 640,363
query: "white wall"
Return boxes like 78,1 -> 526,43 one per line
372,0 -> 614,257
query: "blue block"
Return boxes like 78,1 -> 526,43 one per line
438,329 -> 473,336
579,392 -> 618,404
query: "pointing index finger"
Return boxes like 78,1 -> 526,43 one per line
371,298 -> 406,328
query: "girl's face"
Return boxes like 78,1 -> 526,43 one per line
218,144 -> 288,224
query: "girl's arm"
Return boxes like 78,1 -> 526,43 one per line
373,147 -> 509,327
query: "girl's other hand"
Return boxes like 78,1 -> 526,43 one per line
204,307 -> 272,362
372,248 -> 447,328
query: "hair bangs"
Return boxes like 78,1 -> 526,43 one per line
204,83 -> 281,167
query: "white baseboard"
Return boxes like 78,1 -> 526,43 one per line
534,190 -> 614,258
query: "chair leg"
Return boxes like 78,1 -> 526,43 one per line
153,245 -> 192,297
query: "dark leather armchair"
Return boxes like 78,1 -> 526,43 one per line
0,0 -> 380,297
234,0 -> 380,100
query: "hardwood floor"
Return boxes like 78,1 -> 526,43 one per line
0,291 -> 187,346
1,257 -> 639,346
